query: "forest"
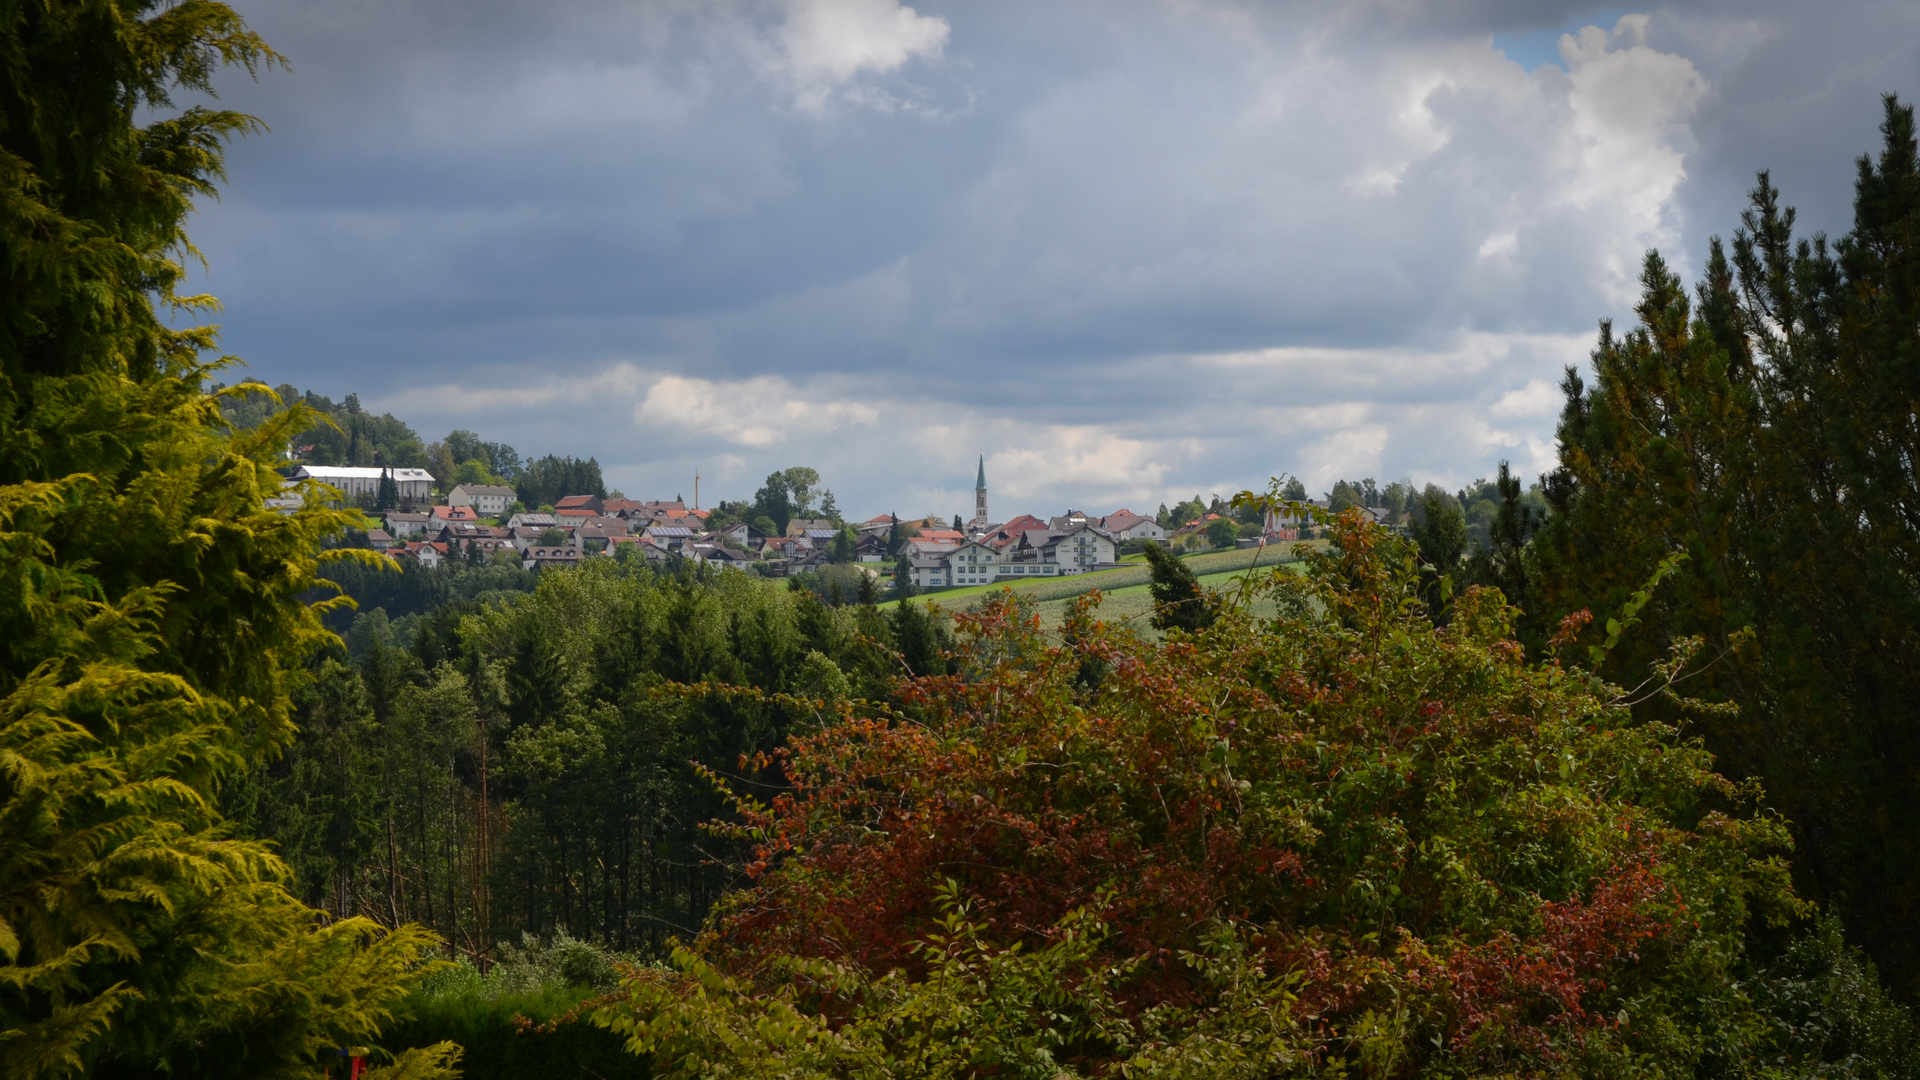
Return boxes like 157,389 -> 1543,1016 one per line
5,2 -> 1920,1079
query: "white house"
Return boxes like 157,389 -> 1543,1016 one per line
394,541 -> 444,569
1100,510 -> 1167,542
947,540 -> 1000,587
383,510 -> 430,538
290,465 -> 434,502
1045,523 -> 1117,573
908,534 -> 1080,590
447,483 -> 516,517
908,556 -> 951,589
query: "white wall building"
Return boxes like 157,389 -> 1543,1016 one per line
291,465 -> 434,502
447,483 -> 516,517
948,540 -> 999,586
906,527 -> 1109,591
1050,523 -> 1117,571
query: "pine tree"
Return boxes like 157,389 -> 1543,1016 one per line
1533,96 -> 1920,988
1459,461 -> 1537,624
0,3 -> 453,1075
1142,541 -> 1215,632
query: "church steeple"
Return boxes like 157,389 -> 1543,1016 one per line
971,454 -> 988,530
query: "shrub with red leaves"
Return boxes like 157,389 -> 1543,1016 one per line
599,510 -> 1805,1078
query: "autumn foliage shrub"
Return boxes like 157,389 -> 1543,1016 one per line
595,511 -> 1815,1077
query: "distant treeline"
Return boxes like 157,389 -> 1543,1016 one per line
220,383 -> 604,511
227,557 -> 954,958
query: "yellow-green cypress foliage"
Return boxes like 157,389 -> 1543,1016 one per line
0,2 -> 455,1076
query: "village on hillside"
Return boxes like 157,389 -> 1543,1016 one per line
283,456 -> 1376,591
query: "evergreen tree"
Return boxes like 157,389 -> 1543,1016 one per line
1142,542 -> 1215,632
1459,461 -> 1537,618
0,3 -> 452,1075
1533,97 -> 1920,988
828,527 -> 856,564
887,599 -> 949,677
376,465 -> 400,511
1408,484 -> 1468,619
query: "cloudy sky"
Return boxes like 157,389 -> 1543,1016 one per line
186,0 -> 1918,518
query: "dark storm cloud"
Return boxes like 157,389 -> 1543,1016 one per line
184,0 -> 1909,513
1665,0 -> 1920,244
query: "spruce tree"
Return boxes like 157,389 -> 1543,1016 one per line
0,2 -> 453,1075
1142,541 -> 1215,632
376,466 -> 399,511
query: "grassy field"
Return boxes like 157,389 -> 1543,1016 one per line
879,542 -> 1322,614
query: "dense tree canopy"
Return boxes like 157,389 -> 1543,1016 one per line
231,555 -> 957,962
599,513 -> 1910,1077
1534,96 -> 1920,994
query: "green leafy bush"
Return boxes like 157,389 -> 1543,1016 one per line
390,934 -> 648,1080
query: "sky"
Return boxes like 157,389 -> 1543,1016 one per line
185,0 -> 1919,519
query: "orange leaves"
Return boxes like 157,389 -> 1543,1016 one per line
1401,860 -> 1678,1061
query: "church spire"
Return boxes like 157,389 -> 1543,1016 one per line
971,453 -> 988,531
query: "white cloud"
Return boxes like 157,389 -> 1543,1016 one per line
1558,14 -> 1708,291
634,372 -> 880,448
772,0 -> 949,112
1300,426 -> 1391,492
1489,378 -> 1563,419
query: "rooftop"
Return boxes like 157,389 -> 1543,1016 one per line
293,465 -> 435,482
